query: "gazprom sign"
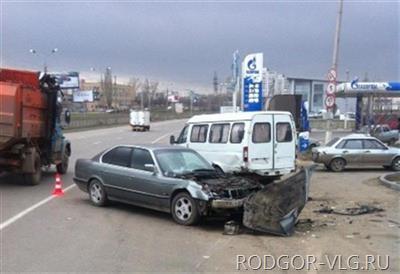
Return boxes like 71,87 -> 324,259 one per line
337,79 -> 400,94
242,53 -> 263,111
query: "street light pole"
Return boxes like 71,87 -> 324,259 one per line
325,0 -> 343,144
29,48 -> 58,73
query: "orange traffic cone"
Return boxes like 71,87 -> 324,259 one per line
52,173 -> 64,197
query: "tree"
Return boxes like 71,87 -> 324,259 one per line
148,81 -> 159,110
102,67 -> 113,108
129,77 -> 141,107
213,71 -> 218,94
140,79 -> 150,109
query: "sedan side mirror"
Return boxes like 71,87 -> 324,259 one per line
144,164 -> 157,174
169,135 -> 176,144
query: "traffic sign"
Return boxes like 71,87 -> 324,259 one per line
326,83 -> 336,95
325,95 -> 335,108
327,69 -> 337,81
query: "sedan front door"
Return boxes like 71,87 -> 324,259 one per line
362,139 -> 393,166
340,139 -> 365,165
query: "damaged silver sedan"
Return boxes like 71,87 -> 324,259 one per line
74,145 -> 311,236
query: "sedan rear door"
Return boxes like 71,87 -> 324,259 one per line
100,146 -> 135,200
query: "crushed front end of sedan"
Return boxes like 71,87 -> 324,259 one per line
178,166 -> 313,236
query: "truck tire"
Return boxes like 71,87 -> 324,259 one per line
56,153 -> 69,174
23,153 -> 42,185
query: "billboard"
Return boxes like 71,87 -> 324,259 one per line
242,53 -> 263,111
53,72 -> 80,90
73,90 -> 94,102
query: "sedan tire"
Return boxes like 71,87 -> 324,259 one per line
89,179 -> 108,206
329,158 -> 346,172
391,157 -> 400,171
171,192 -> 200,226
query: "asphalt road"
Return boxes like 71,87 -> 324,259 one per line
1,120 -> 398,272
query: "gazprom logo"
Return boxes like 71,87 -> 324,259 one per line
247,57 -> 257,70
350,78 -> 359,89
350,78 -> 379,90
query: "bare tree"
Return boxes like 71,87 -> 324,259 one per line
103,67 -> 113,108
129,77 -> 141,107
141,79 -> 150,110
148,81 -> 159,110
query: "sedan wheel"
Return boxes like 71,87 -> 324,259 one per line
392,157 -> 400,171
89,180 -> 108,206
171,192 -> 200,225
329,158 -> 346,172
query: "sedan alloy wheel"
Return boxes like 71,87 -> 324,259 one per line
171,192 -> 200,225
89,180 -> 108,206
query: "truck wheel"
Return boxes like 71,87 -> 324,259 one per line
56,153 -> 69,174
23,154 -> 42,185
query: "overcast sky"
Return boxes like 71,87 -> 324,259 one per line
1,1 -> 399,91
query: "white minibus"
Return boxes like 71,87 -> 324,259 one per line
170,111 -> 297,177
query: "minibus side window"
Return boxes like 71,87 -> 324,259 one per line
252,123 -> 271,143
230,123 -> 245,143
190,125 -> 209,143
276,122 -> 293,142
209,123 -> 230,143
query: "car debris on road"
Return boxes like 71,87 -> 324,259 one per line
314,204 -> 384,216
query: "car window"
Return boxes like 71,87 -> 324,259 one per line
190,125 -> 208,143
343,140 -> 363,149
363,139 -> 386,149
230,123 -> 245,143
383,127 -> 390,132
131,148 -> 155,171
252,123 -> 271,143
176,125 -> 188,144
276,122 -> 293,142
102,146 -> 132,167
209,123 -> 230,143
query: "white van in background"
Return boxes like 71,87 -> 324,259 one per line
170,111 -> 297,177
130,110 -> 150,131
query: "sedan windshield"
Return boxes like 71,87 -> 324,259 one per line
155,150 -> 213,177
326,137 -> 339,147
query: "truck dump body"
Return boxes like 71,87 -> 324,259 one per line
0,69 -> 47,150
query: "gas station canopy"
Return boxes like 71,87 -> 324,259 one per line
336,80 -> 400,97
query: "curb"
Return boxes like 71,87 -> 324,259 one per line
379,173 -> 400,191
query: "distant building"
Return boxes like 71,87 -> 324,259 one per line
263,71 -> 355,113
80,79 -> 137,110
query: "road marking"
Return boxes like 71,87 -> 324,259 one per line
0,129 -> 178,231
151,132 -> 175,144
93,141 -> 102,145
0,184 -> 75,231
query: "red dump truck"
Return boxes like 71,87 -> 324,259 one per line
0,68 -> 71,185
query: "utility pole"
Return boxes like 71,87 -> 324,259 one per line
325,0 -> 343,144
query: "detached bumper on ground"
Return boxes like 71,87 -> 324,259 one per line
243,167 -> 313,236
